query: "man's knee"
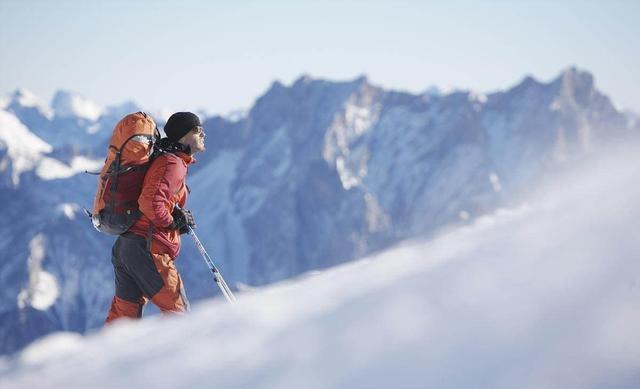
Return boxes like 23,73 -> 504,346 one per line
150,284 -> 189,314
105,296 -> 145,324
149,252 -> 189,314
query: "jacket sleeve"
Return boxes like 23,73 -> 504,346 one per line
138,156 -> 186,228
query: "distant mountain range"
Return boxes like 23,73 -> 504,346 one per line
0,67 -> 638,355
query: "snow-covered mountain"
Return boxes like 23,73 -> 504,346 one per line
4,90 -> 54,144
0,67 -> 638,356
2,143 -> 638,388
185,67 -> 638,290
4,89 -> 141,154
0,108 -> 109,354
0,110 -> 102,186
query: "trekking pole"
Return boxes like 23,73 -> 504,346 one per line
177,207 -> 236,303
187,225 -> 236,303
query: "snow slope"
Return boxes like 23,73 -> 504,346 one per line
2,144 -> 639,388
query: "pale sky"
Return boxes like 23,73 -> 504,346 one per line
1,0 -> 638,115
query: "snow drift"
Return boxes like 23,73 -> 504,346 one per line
2,144 -> 639,388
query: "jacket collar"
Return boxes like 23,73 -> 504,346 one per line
174,151 -> 195,165
157,138 -> 195,164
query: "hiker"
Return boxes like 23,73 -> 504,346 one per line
105,112 -> 206,323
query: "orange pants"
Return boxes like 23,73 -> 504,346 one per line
106,233 -> 189,324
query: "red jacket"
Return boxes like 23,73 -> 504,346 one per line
129,151 -> 194,258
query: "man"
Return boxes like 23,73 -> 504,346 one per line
106,112 -> 206,323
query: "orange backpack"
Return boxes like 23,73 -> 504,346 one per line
90,112 -> 160,235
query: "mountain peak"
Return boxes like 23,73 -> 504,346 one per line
550,66 -> 598,108
352,74 -> 369,85
291,74 -> 370,90
9,88 -> 49,108
508,74 -> 543,94
262,80 -> 286,97
293,74 -> 314,87
10,88 -> 41,107
51,90 -> 102,121
6,88 -> 54,120
554,66 -> 595,91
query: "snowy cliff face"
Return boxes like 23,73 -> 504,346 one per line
0,68 -> 638,355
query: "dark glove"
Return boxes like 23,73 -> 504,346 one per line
168,208 -> 196,234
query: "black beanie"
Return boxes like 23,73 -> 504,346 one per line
164,112 -> 201,142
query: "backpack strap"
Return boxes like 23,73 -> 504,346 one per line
106,151 -> 123,212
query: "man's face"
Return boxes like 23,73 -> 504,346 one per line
180,126 -> 206,154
